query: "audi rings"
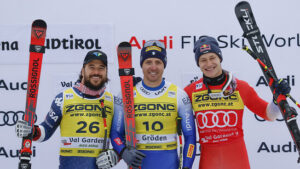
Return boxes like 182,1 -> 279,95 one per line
0,111 -> 37,126
196,111 -> 238,129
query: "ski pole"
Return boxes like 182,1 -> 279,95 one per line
177,117 -> 183,169
242,45 -> 300,109
99,99 -> 108,151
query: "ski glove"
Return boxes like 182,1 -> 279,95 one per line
273,78 -> 291,95
15,120 -> 32,138
273,78 -> 291,104
121,147 -> 146,169
133,76 -> 142,86
96,150 -> 119,169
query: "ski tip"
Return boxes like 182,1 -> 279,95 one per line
118,42 -> 131,48
235,1 -> 250,7
32,19 -> 47,29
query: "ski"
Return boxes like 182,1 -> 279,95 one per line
117,42 -> 137,148
19,19 -> 47,169
235,1 -> 300,163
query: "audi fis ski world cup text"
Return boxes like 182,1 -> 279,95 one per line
2,34 -> 300,51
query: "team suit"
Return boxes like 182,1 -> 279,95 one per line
111,80 -> 197,169
184,73 -> 280,169
33,86 -> 114,169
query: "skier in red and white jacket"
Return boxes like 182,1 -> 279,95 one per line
184,36 -> 291,169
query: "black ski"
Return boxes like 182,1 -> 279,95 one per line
235,1 -> 300,163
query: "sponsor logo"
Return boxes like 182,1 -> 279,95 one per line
257,141 -> 298,153
182,96 -> 191,105
0,79 -> 27,90
45,35 -> 101,50
0,146 -> 36,158
187,144 -> 195,158
129,36 -> 173,49
194,93 -> 238,102
195,111 -> 238,129
65,104 -> 112,114
0,41 -> 18,51
254,114 -> 284,122
256,75 -> 295,87
141,135 -> 167,142
168,91 -> 176,98
134,103 -> 175,111
65,93 -> 74,100
181,34 -> 300,49
196,82 -> 202,90
0,111 -> 37,126
113,137 -> 123,146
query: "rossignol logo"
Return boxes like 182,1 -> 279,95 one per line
134,103 -> 175,111
0,79 -> 27,90
124,80 -> 134,118
34,29 -> 45,39
0,146 -> 36,158
120,52 -> 129,61
28,58 -> 40,98
65,104 -> 112,113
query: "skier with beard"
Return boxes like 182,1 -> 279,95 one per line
15,50 -> 119,169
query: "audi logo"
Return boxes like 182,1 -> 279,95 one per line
0,111 -> 37,126
196,111 -> 238,129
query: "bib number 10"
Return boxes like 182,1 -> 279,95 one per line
142,121 -> 163,131
76,121 -> 100,133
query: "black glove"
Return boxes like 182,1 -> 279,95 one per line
273,78 -> 291,95
133,76 -> 142,86
121,147 -> 146,169
273,79 -> 291,104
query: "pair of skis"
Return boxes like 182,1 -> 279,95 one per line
235,1 -> 300,163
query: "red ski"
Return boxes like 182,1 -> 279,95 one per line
117,42 -> 137,148
19,19 -> 47,169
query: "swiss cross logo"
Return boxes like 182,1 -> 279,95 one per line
34,29 -> 44,39
120,52 -> 129,61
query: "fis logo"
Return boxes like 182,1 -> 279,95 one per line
196,83 -> 203,90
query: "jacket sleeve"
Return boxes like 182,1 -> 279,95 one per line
35,92 -> 63,142
110,95 -> 126,154
177,88 -> 197,169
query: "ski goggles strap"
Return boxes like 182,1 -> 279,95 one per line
204,71 -> 236,99
143,40 -> 166,49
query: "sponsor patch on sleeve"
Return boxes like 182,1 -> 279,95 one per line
187,144 -> 195,158
113,137 -> 123,146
